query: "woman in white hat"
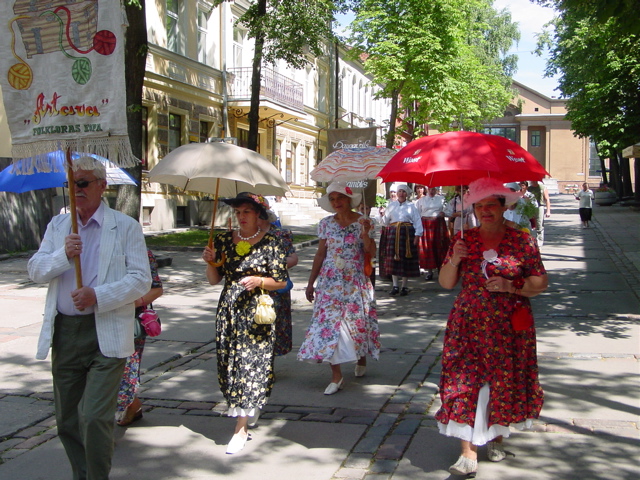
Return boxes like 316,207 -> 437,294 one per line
298,182 -> 380,394
380,183 -> 423,295
437,177 -> 548,476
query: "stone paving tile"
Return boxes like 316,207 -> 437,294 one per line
333,467 -> 367,479
177,401 -> 215,410
344,452 -> 374,469
369,459 -> 399,474
375,435 -> 412,460
13,433 -> 56,449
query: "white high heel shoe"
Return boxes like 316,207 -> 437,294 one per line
354,365 -> 366,377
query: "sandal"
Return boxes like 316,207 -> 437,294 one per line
117,397 -> 143,427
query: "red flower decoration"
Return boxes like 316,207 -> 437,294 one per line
345,186 -> 353,195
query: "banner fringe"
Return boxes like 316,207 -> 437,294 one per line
10,137 -> 139,174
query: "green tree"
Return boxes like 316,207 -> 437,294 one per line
347,0 -> 518,148
216,0 -> 340,152
536,4 -> 640,198
115,0 -> 147,220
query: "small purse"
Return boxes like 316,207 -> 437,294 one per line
135,306 -> 162,338
254,290 -> 276,325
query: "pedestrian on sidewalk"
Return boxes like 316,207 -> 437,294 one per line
437,177 -> 548,477
202,192 -> 287,455
575,182 -> 594,228
259,209 -> 298,356
380,184 -> 423,296
528,179 -> 552,245
27,156 -> 152,480
116,249 -> 164,427
415,186 -> 450,281
298,182 -> 380,395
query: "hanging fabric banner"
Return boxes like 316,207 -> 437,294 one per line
326,127 -> 378,206
0,0 -> 137,172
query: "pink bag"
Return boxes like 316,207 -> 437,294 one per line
138,308 -> 162,337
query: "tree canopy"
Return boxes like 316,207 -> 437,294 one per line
536,0 -> 640,195
346,0 -> 519,143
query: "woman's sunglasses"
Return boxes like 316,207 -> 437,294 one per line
63,178 -> 100,188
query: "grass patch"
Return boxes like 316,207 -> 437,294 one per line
145,228 -> 316,248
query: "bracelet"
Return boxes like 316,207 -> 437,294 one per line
449,259 -> 459,268
260,278 -> 265,289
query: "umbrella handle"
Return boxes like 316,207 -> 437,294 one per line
66,149 -> 84,291
207,179 -> 226,267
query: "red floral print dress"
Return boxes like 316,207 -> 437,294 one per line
435,227 -> 545,429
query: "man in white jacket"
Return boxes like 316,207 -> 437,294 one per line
28,156 -> 151,480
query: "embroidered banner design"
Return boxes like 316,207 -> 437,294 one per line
0,0 -> 137,172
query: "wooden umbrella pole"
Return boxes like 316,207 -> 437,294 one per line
65,149 -> 83,288
207,178 -> 225,267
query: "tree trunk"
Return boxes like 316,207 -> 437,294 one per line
608,152 -> 621,198
635,158 -> 640,202
248,0 -> 267,152
619,153 -> 633,198
116,1 -> 147,220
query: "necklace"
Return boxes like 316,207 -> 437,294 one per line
237,228 -> 261,241
235,228 -> 261,256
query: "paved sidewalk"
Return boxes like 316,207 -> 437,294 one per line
0,195 -> 638,480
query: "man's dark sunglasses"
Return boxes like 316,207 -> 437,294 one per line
63,178 -> 100,188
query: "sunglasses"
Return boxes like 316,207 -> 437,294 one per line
63,178 -> 101,188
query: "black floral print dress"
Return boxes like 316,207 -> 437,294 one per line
213,231 -> 288,414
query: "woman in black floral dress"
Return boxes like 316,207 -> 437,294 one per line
203,193 -> 287,455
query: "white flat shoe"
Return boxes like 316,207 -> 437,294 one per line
324,378 -> 344,395
354,365 -> 366,377
226,432 -> 249,454
487,441 -> 506,462
449,455 -> 478,476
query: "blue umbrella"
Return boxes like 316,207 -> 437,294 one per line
0,151 -> 137,193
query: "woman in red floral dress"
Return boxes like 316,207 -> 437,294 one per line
437,178 -> 548,477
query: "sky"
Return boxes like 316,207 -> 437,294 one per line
493,0 -> 560,98
336,0 -> 562,98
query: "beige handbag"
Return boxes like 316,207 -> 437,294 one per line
254,290 -> 276,325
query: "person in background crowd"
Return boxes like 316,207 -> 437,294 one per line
203,192 -> 287,454
116,249 -> 164,427
380,184 -> 423,296
378,183 -> 399,282
416,186 -> 450,281
528,180 -> 551,246
414,184 -> 426,201
28,156 -> 151,480
437,177 -> 547,477
258,210 -> 298,356
575,182 -> 594,228
445,185 -> 477,237
518,182 -> 539,232
298,182 -> 380,394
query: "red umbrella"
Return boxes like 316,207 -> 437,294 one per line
377,131 -> 549,187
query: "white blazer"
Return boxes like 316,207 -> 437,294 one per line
28,207 -> 152,360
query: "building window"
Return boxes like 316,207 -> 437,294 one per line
168,113 -> 182,152
233,26 -> 245,68
166,0 -> 181,54
588,140 -> 600,177
482,127 -> 517,142
141,106 -> 149,170
530,130 -> 541,147
197,4 -> 209,64
200,120 -> 211,143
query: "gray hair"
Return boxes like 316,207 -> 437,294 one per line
73,156 -> 106,180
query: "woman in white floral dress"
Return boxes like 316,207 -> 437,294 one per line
298,182 -> 380,395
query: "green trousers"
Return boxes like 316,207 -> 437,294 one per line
52,313 -> 126,480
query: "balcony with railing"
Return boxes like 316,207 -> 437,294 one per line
227,67 -> 304,113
